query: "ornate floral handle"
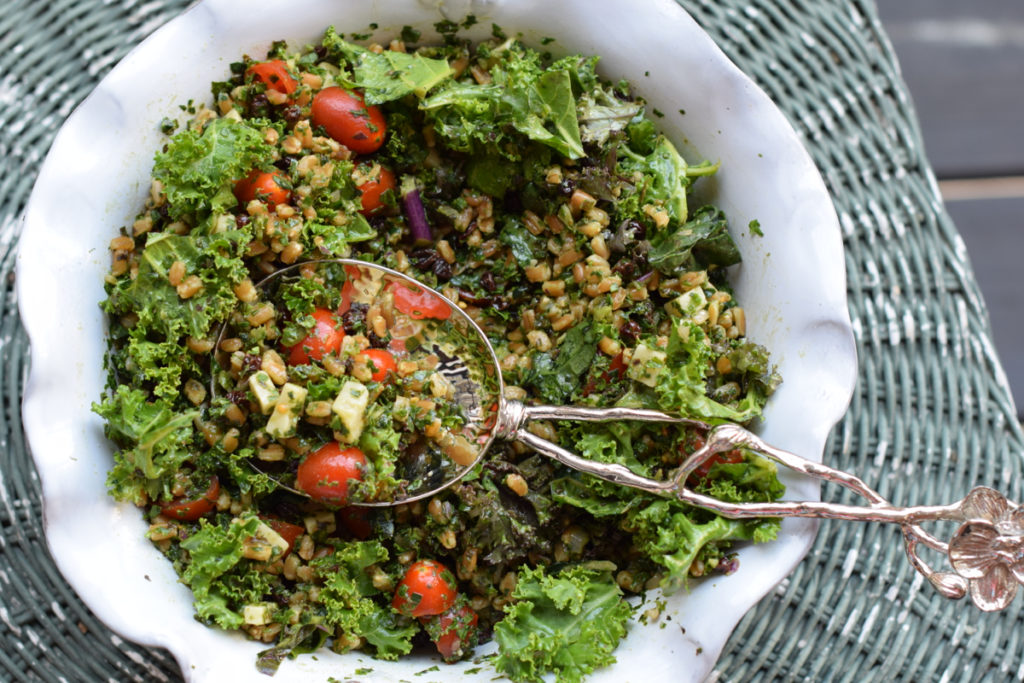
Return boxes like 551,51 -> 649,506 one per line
497,401 -> 1024,612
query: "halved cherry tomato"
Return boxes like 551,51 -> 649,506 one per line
296,443 -> 367,505
234,169 -> 290,209
684,432 -> 745,482
359,348 -> 396,382
287,308 -> 345,365
357,165 -> 396,215
246,60 -> 297,95
582,352 -> 628,396
160,475 -> 220,522
262,518 -> 304,557
311,86 -> 387,154
338,506 -> 372,540
429,604 -> 479,662
337,264 -> 362,316
392,559 -> 458,618
389,282 -> 451,320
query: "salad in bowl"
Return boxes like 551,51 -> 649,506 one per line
17,1 -> 856,681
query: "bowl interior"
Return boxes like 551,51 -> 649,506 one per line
17,0 -> 856,681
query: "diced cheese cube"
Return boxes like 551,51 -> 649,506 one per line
266,382 -> 307,438
665,287 -> 707,319
253,520 -> 290,558
243,603 -> 273,626
248,371 -> 279,415
628,343 -> 667,387
332,380 -> 369,443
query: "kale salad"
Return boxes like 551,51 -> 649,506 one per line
97,20 -> 784,682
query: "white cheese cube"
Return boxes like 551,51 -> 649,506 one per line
666,287 -> 707,319
266,382 -> 307,438
628,344 -> 667,387
243,603 -> 273,626
248,371 -> 279,415
332,380 -> 369,443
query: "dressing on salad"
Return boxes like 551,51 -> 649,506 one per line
97,20 -> 783,682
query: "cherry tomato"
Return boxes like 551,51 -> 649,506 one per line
429,604 -> 479,662
296,443 -> 367,505
337,264 -> 362,315
389,282 -> 451,320
160,475 -> 220,522
357,165 -> 396,215
360,348 -> 397,382
287,308 -> 345,365
246,60 -> 298,95
311,86 -> 387,154
338,506 -> 372,540
582,352 -> 628,396
234,169 -> 290,209
392,559 -> 458,618
262,518 -> 304,557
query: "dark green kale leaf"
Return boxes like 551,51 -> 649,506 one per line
420,41 -> 584,159
497,216 -> 546,268
524,322 -> 601,404
153,116 -> 272,223
648,205 -> 741,275
493,565 -> 632,683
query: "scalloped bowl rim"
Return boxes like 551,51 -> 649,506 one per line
17,0 -> 856,681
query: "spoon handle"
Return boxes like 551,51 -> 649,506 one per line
499,400 -> 1024,612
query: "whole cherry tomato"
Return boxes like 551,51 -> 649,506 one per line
287,308 -> 345,365
311,86 -> 387,154
160,475 -> 220,522
234,169 -> 290,209
389,282 -> 451,320
429,603 -> 479,662
392,559 -> 458,618
357,165 -> 396,215
359,348 -> 397,382
296,443 -> 367,505
246,60 -> 298,95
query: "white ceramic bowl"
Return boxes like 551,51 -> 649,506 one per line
18,0 -> 857,680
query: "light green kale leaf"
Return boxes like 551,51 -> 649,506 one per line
493,564 -> 632,683
153,116 -> 271,222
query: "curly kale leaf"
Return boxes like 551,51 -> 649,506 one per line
153,116 -> 272,222
493,565 -> 632,683
420,41 -> 584,159
93,386 -> 198,503
321,27 -> 453,104
312,541 -> 418,660
180,514 -> 263,630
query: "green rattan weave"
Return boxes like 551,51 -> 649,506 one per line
3,1 -> 1022,681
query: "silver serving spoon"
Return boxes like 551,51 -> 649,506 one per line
218,258 -> 1024,613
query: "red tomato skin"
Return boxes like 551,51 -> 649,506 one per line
296,443 -> 367,505
357,166 -> 396,215
234,169 -> 290,209
311,87 -> 386,154
431,604 -> 479,662
392,560 -> 458,618
389,282 -> 451,320
160,476 -> 220,522
684,432 -> 744,482
287,308 -> 345,365
246,60 -> 297,94
360,348 -> 397,382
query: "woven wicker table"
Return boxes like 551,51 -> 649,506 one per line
3,1 -> 1023,680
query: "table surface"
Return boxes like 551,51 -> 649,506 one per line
877,0 -> 1024,418
3,1 -> 1024,681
